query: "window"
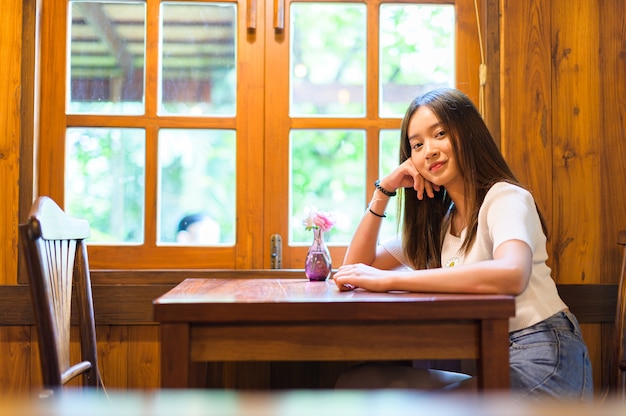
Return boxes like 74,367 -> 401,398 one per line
38,0 -> 481,270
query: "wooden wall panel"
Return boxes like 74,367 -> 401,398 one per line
29,330 -> 41,391
455,0 -> 482,103
37,1 -> 67,202
69,327 -> 83,387
500,0 -> 625,393
25,324 -> 161,392
499,0 -> 553,255
18,0 -> 39,231
483,0 -> 501,140
0,0 -> 21,284
97,326 -> 130,389
0,327 -> 31,395
128,326 -> 160,389
598,0 -> 626,282
551,0 -> 602,284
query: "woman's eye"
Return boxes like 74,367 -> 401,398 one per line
435,130 -> 445,138
412,142 -> 423,150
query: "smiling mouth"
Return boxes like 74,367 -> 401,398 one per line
429,162 -> 445,172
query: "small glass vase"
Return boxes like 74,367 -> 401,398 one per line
304,228 -> 332,281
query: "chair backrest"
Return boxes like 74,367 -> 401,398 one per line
19,196 -> 103,392
609,229 -> 626,393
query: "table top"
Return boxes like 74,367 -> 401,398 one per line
153,278 -> 515,323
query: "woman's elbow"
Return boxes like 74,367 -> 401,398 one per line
505,266 -> 531,295
482,262 -> 530,295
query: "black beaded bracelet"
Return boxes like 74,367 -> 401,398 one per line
374,179 -> 397,197
368,208 -> 386,218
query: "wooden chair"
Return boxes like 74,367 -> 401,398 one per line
609,229 -> 626,397
19,196 -> 104,393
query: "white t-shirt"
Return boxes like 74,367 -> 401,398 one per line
383,182 -> 567,332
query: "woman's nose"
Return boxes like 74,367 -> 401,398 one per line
424,141 -> 439,158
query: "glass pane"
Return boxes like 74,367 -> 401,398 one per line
379,4 -> 455,117
290,130 -> 366,244
158,129 -> 236,245
379,129 -> 401,242
290,3 -> 366,117
67,1 -> 146,115
160,3 -> 236,116
65,128 -> 146,243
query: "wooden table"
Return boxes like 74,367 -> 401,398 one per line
153,278 -> 515,390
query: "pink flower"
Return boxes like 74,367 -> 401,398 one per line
303,207 -> 336,232
313,211 -> 335,232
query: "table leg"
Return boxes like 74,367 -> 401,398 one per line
160,323 -> 190,388
477,319 -> 510,390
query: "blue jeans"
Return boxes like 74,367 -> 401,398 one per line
509,310 -> 593,400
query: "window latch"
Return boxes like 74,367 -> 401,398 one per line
270,234 -> 282,269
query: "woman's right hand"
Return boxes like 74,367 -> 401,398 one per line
381,159 -> 440,200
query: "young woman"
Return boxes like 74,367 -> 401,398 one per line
333,88 -> 593,400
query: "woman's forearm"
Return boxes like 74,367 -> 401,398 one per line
342,190 -> 391,266
337,240 -> 532,295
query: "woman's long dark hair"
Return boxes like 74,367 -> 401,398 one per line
399,88 -> 547,269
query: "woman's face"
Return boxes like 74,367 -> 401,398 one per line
407,105 -> 463,192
